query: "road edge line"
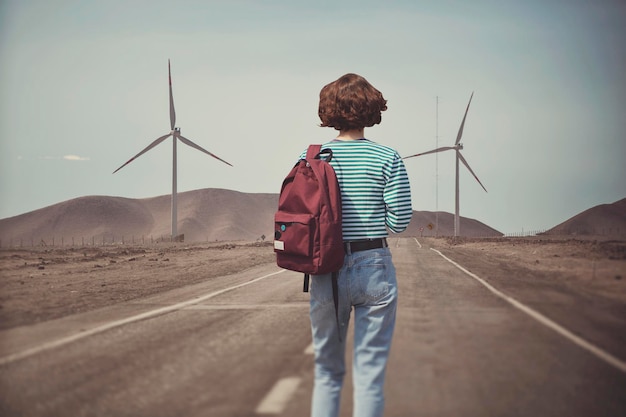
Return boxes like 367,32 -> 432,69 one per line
0,269 -> 286,366
430,248 -> 626,374
255,376 -> 302,415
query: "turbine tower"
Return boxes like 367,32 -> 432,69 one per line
113,60 -> 232,239
404,92 -> 486,237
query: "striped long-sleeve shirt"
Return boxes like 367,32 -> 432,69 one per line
301,138 -> 412,241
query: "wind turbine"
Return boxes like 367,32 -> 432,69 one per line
404,92 -> 486,237
113,60 -> 232,239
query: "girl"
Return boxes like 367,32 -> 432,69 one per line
307,73 -> 412,417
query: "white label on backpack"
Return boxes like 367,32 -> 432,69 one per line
274,240 -> 285,251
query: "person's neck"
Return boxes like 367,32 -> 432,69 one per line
336,129 -> 365,141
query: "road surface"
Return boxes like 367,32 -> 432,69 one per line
1,238 -> 625,416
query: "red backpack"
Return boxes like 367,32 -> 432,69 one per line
274,144 -> 344,283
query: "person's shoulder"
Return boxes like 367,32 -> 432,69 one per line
323,139 -> 395,151
360,139 -> 402,160
366,140 -> 397,152
321,139 -> 401,161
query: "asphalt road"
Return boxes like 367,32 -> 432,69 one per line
1,238 -> 625,416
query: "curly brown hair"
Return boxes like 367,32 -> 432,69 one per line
318,73 -> 388,131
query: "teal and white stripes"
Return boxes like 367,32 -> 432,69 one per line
302,139 -> 412,241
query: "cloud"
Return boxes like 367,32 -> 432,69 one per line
63,155 -> 90,161
30,155 -> 91,161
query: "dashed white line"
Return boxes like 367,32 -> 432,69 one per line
430,248 -> 626,374
304,343 -> 315,355
0,269 -> 286,366
255,377 -> 301,415
413,237 -> 422,248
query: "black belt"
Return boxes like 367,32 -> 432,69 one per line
344,238 -> 388,254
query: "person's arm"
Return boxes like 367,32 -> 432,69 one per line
383,154 -> 412,233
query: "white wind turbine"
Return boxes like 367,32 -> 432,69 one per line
113,60 -> 232,239
404,92 -> 487,237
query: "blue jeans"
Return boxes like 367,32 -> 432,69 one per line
309,247 -> 398,417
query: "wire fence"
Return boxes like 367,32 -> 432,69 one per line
0,235 -> 189,249
504,228 -> 625,238
409,227 -> 624,239
503,229 -> 547,238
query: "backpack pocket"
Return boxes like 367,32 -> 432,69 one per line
274,212 -> 315,257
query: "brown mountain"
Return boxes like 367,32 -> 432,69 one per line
0,188 -> 502,245
0,189 -> 277,244
398,211 -> 503,238
543,198 -> 626,237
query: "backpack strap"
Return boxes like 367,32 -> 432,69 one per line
304,271 -> 342,343
306,144 -> 322,160
306,144 -> 334,162
332,271 -> 342,343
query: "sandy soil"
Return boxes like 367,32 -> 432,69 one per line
428,236 -> 626,303
1,237 -> 624,332
0,241 -> 275,330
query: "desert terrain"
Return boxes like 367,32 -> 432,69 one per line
0,237 -> 623,331
436,236 -> 626,301
0,241 -> 275,330
1,195 -> 624,339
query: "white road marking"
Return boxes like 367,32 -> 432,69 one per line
183,302 -> 308,310
0,270 -> 286,366
413,237 -> 422,248
255,377 -> 301,414
430,248 -> 626,374
304,343 -> 315,355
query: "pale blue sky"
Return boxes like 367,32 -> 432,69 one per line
1,0 -> 625,234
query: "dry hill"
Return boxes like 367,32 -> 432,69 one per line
0,189 -> 277,244
544,198 -> 626,237
0,188 -> 504,245
399,210 -> 502,238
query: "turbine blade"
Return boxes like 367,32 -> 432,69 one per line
178,135 -> 233,167
403,146 -> 455,160
169,59 -> 176,131
455,92 -> 474,145
112,133 -> 171,173
457,151 -> 487,192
